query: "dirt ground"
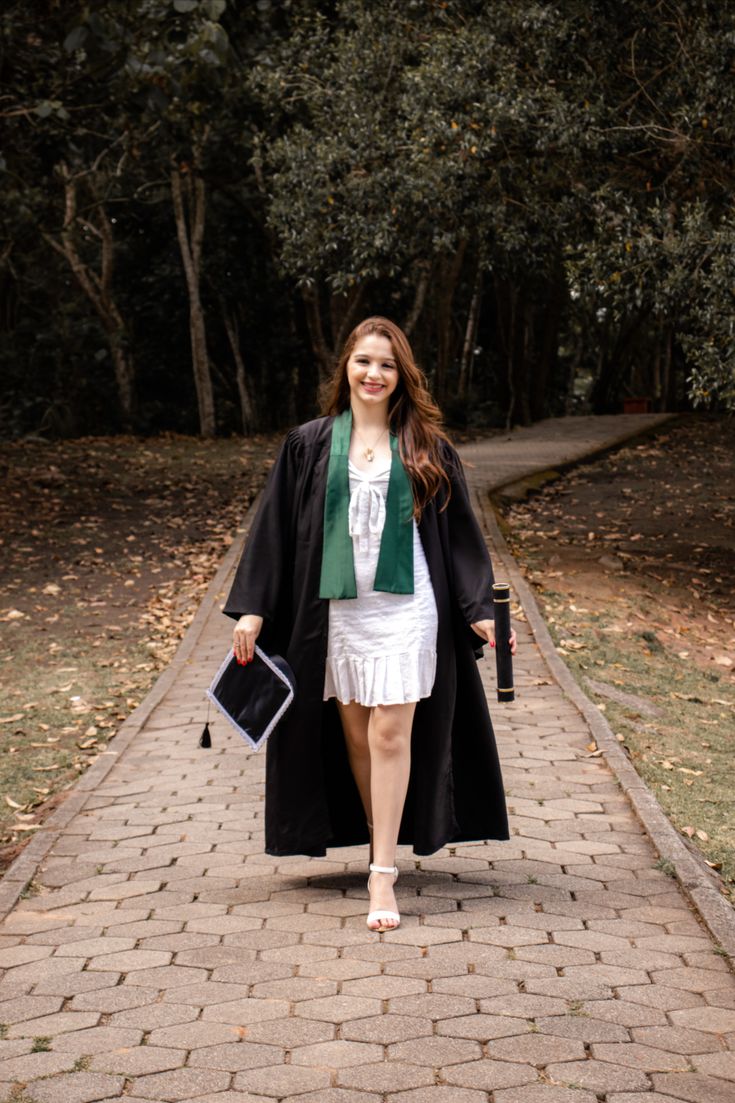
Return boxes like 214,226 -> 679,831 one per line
500,413 -> 735,900
0,433 -> 280,870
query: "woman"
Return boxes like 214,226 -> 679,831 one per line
225,316 -> 516,932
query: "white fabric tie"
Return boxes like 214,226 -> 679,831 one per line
348,479 -> 386,553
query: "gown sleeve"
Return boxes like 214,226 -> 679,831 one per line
441,441 -> 496,625
222,428 -> 303,627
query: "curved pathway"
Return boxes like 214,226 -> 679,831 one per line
1,412 -> 734,1103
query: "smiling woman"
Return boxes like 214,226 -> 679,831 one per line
225,316 -> 516,933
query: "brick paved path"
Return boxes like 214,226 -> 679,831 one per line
2,413 -> 734,1103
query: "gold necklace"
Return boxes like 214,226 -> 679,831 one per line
352,424 -> 389,463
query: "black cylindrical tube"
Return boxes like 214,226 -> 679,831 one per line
492,581 -> 515,703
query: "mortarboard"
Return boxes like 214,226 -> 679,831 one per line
203,645 -> 296,751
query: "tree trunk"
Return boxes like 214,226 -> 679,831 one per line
171,165 -> 215,437
403,260 -> 431,337
434,238 -> 468,401
590,306 -> 654,413
458,257 -> 483,400
300,282 -> 334,378
493,276 -> 518,429
43,164 -> 135,429
330,281 -> 368,357
222,307 -> 257,433
530,264 -> 567,421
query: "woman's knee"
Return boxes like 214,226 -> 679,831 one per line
369,707 -> 412,755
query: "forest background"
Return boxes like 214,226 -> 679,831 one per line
2,0 -> 734,440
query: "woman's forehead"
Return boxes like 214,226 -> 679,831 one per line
352,333 -> 395,360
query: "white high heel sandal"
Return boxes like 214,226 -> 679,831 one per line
366,863 -> 400,932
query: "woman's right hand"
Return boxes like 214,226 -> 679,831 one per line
233,614 -> 263,664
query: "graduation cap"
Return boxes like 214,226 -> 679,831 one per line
201,645 -> 296,751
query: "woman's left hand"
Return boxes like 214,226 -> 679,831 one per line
471,619 -> 517,654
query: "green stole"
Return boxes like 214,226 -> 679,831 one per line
319,408 -> 414,599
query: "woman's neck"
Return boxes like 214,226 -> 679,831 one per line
349,402 -> 390,434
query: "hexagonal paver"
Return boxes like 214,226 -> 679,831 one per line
127,1068 -> 231,1100
494,1085 -> 597,1103
437,1014 -> 530,1042
279,1091 -> 379,1103
485,1034 -> 586,1064
338,1060 -> 434,1092
187,1041 -> 282,1071
6,1011 -> 101,1038
669,1007 -> 735,1034
87,949 -> 172,972
0,996 -> 63,1023
291,1040 -> 382,1068
387,1035 -> 482,1066
24,1072 -> 125,1103
650,1072 -> 735,1103
159,980 -> 252,1007
201,997 -> 290,1025
442,1059 -> 539,1091
545,1059 -> 650,1093
90,1045 -> 187,1076
342,1014 -> 433,1045
382,1088 -> 489,1103
386,993 -> 476,1019
147,1021 -> 241,1049
0,1052 -> 78,1081
51,1026 -> 144,1055
244,1017 -> 335,1047
295,995 -> 382,1022
233,1065 -> 332,1097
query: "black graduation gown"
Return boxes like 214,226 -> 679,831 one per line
222,414 -> 509,857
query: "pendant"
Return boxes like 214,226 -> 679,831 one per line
365,448 -> 374,462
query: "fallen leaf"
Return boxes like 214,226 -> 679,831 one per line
4,796 -> 26,810
0,714 -> 24,724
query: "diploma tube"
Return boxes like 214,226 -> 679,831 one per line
492,581 -> 515,703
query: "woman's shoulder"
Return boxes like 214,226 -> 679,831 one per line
435,434 -> 462,470
285,414 -> 334,450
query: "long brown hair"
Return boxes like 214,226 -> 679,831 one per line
323,316 -> 451,518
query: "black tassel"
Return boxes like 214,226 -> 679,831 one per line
198,722 -> 212,749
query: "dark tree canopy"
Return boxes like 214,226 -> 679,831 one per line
1,0 -> 732,438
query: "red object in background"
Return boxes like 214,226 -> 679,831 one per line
623,397 -> 652,413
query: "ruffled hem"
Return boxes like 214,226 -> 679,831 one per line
323,649 -> 437,707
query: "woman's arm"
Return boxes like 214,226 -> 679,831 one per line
223,428 -> 303,653
442,442 -> 516,654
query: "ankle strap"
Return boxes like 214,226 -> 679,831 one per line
369,863 -> 398,875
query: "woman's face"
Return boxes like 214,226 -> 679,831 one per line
346,334 -> 399,413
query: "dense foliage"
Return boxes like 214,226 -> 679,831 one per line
1,0 -> 732,437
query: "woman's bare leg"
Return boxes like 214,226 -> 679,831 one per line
367,701 -> 416,926
336,700 -> 372,823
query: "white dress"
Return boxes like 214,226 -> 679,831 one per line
323,459 -> 439,707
